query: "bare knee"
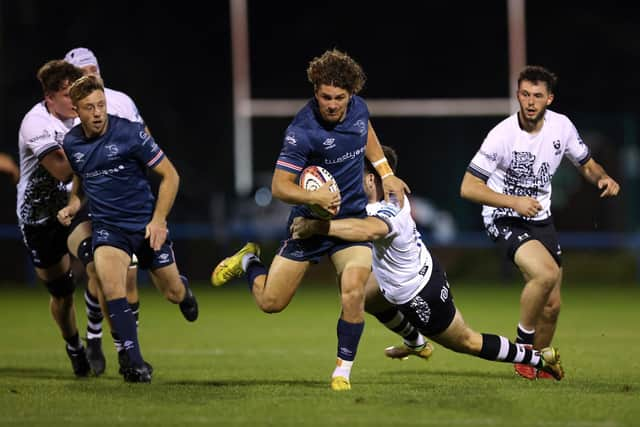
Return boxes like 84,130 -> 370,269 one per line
535,266 -> 561,292
256,296 -> 286,314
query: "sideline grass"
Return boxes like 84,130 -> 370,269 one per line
0,281 -> 638,426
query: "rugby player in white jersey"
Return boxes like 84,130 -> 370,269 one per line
460,66 -> 620,379
291,145 -> 564,380
62,47 -> 149,375
16,60 -> 90,377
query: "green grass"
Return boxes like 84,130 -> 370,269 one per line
0,280 -> 638,426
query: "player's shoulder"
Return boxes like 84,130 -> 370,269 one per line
544,109 -> 574,129
366,196 -> 404,218
63,125 -> 84,147
20,102 -> 50,129
105,87 -> 135,104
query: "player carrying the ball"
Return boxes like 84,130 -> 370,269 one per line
212,49 -> 409,391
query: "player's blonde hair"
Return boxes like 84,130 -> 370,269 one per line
307,49 -> 366,94
69,75 -> 104,105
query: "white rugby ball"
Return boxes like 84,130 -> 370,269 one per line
299,165 -> 340,219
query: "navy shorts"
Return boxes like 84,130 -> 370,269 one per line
20,220 -> 69,268
92,222 -> 176,271
486,216 -> 562,267
397,256 -> 456,336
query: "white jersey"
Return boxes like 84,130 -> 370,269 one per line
467,109 -> 590,227
16,88 -> 144,225
366,195 -> 433,305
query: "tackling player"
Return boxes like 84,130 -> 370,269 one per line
291,145 -> 564,380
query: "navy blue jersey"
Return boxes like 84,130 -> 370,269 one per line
276,96 -> 369,219
63,115 -> 165,231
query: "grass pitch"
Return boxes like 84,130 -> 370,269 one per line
0,280 -> 638,426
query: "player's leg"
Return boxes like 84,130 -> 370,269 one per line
22,222 -> 90,377
35,255 -> 91,377
534,267 -> 562,349
513,240 -> 560,379
364,274 -> 431,360
148,262 -> 198,322
67,220 -> 107,375
429,309 -> 563,380
328,245 -> 371,391
94,244 -> 149,382
212,241 -> 310,312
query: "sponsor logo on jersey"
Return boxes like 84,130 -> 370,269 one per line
28,129 -> 52,143
285,134 -> 297,146
479,149 -> 498,162
139,130 -> 151,144
85,165 -> 125,179
324,145 -> 366,165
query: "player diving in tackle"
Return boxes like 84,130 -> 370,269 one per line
291,145 -> 564,380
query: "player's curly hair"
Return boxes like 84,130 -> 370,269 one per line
307,49 -> 366,94
69,74 -> 104,105
37,60 -> 84,95
518,65 -> 558,94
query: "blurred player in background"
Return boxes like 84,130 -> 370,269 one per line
0,152 -> 20,183
460,65 -> 620,379
291,145 -> 564,380
212,49 -> 410,391
60,75 -> 198,382
16,60 -> 90,377
63,47 -> 148,374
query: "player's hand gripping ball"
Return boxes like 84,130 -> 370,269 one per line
299,165 -> 340,219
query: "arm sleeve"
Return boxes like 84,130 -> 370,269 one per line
130,123 -> 164,168
21,115 -> 61,161
466,131 -> 504,182
369,201 -> 401,239
275,126 -> 311,175
563,120 -> 591,167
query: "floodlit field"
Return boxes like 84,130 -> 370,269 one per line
0,280 -> 638,426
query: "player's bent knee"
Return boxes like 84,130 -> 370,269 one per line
76,237 -> 94,266
256,296 -> 287,314
45,270 -> 75,298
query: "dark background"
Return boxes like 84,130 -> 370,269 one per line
1,1 -> 638,280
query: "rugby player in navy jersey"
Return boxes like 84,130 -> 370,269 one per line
212,49 -> 410,391
59,75 -> 198,382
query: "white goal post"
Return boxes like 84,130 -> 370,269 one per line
229,0 -> 526,195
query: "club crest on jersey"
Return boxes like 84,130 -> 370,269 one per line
354,119 -> 366,135
139,130 -> 151,144
72,152 -> 85,164
105,144 -> 119,159
552,139 -> 561,155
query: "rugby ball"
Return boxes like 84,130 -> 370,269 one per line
299,165 -> 340,219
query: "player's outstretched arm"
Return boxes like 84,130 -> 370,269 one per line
291,216 -> 388,242
579,158 -> 621,198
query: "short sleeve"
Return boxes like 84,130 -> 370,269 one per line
367,200 -> 400,238
467,130 -> 504,182
20,115 -> 61,161
275,126 -> 311,174
130,124 -> 164,168
563,120 -> 591,167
